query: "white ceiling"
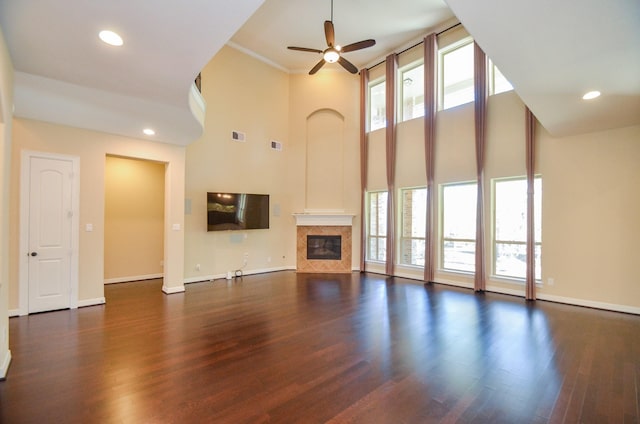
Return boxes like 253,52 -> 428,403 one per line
1,0 -> 638,144
444,0 -> 640,137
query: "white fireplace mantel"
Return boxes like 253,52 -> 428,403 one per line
292,213 -> 355,226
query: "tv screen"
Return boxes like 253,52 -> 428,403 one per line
207,192 -> 269,231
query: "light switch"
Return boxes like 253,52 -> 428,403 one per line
85,223 -> 93,232
172,223 -> 181,231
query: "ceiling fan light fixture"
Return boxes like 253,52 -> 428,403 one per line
323,49 -> 340,63
287,0 -> 375,74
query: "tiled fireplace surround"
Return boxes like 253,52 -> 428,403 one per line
294,214 -> 354,273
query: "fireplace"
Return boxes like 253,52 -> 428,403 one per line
293,213 -> 354,274
307,235 -> 341,260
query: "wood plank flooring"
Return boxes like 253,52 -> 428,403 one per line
1,272 -> 639,423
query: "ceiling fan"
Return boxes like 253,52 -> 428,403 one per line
287,0 -> 376,75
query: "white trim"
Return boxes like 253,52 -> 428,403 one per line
183,266 -> 296,285
0,350 -> 11,379
104,273 -> 163,284
434,278 -> 640,315
8,309 -> 20,318
537,293 -> 640,316
19,151 -> 80,315
78,297 -> 105,308
184,276 -> 215,284
226,41 -> 289,73
162,285 -> 185,294
485,284 -> 525,297
292,213 -> 355,226
432,278 -> 475,290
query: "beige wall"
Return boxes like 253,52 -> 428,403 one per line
0,25 -> 14,377
9,119 -> 186,310
288,71 -> 362,269
538,124 -> 640,309
104,156 -> 165,282
183,46 -> 363,281
184,46 -> 293,280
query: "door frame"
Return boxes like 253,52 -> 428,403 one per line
19,150 -> 80,316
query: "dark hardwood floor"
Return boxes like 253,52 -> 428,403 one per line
1,272 -> 639,423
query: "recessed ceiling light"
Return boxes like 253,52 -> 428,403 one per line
582,90 -> 601,100
143,128 -> 155,136
99,30 -> 123,47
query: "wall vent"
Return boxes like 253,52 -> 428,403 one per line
270,140 -> 283,151
231,131 -> 246,142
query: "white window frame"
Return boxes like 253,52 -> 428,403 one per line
398,61 -> 425,123
366,190 -> 388,262
440,181 -> 477,273
399,186 -> 427,267
368,78 -> 386,132
438,37 -> 474,111
492,176 -> 542,281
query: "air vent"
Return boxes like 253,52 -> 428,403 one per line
231,131 -> 246,142
270,140 -> 283,151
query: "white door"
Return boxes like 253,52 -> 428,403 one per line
26,155 -> 76,313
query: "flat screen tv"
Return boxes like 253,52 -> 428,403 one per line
207,192 -> 269,231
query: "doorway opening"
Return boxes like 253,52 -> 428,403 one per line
104,155 -> 165,284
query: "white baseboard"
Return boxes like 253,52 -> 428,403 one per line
183,275 -> 216,284
78,297 -> 106,308
0,349 -> 11,379
537,293 -> 640,315
183,266 -> 296,285
432,278 -> 475,290
434,279 -> 640,315
104,273 -> 163,284
162,284 -> 185,294
486,285 -> 525,297
9,298 -> 105,315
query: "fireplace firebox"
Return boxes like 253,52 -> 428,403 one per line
306,235 -> 341,260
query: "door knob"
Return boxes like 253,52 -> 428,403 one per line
30,252 -> 38,257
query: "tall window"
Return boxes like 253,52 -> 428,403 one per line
367,191 -> 388,261
441,183 -> 477,272
493,177 -> 542,280
439,38 -> 474,110
489,60 -> 513,95
399,63 -> 424,122
400,187 -> 427,266
369,79 -> 386,131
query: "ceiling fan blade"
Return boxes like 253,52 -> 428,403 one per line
324,20 -> 335,47
341,39 -> 376,53
338,56 -> 358,74
288,46 -> 323,54
309,59 -> 326,75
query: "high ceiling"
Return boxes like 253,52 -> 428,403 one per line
1,0 -> 638,144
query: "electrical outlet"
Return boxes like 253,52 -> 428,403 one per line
195,264 -> 201,271
547,277 -> 554,286
243,253 -> 249,260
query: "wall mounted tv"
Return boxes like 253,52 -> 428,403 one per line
207,192 -> 269,231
